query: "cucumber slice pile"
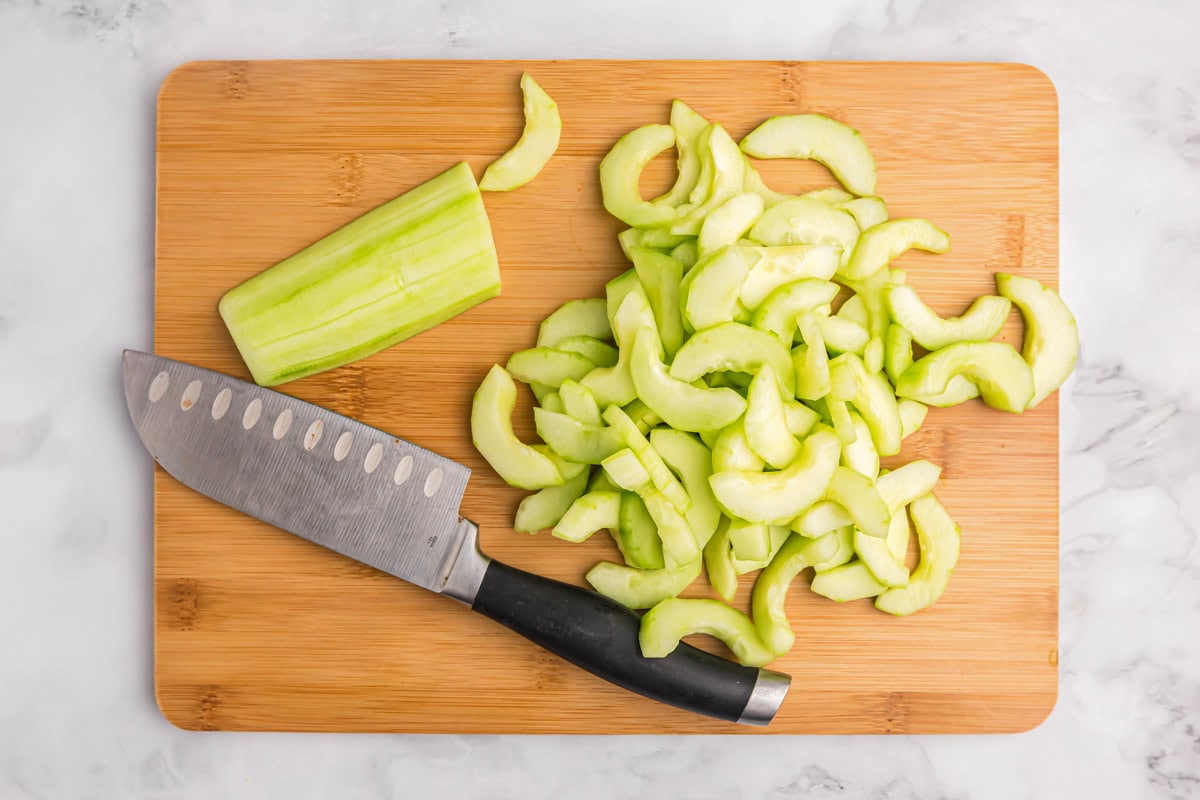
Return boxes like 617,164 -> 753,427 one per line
470,101 -> 1078,667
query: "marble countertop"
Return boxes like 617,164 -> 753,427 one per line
3,1 -> 1197,797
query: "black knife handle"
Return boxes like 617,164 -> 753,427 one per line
469,559 -> 790,725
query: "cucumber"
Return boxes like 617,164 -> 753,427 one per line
480,73 -> 561,192
811,526 -> 856,573
875,494 -> 961,616
537,298 -> 612,348
614,492 -> 665,570
599,124 -> 679,228
824,466 -> 890,539
697,193 -> 764,257
841,218 -> 950,281
513,468 -> 590,534
558,379 -> 602,426
532,407 -> 623,464
837,293 -> 869,328
837,196 -> 889,230
730,524 -> 792,574
817,313 -> 870,356
886,285 -> 1012,351
747,197 -> 859,268
630,248 -> 686,358
580,289 -> 654,408
884,322 -> 914,386
740,113 -> 877,197
586,558 -> 701,609
471,365 -> 564,490
728,518 -> 771,562
639,598 -> 774,667
654,99 -> 711,208
682,245 -> 758,331
506,347 -> 595,388
709,429 -> 841,525
810,560 -> 886,602
840,411 -> 880,479
551,491 -> 621,543
741,250 -> 840,312
791,500 -> 854,538
220,162 -> 499,386
552,337 -> 618,368
853,512 -> 910,588
602,405 -> 691,514
996,272 -> 1079,409
898,398 -> 928,438
834,352 -> 903,457
601,448 -> 653,494
896,341 -> 1034,413
640,489 -> 701,566
793,315 -> 830,400
670,124 -> 746,236
752,531 -> 843,655
630,328 -> 747,433
671,322 -> 795,396
649,429 -> 723,547
670,240 -> 700,270
703,518 -> 739,601
743,364 -> 801,469
710,420 -> 765,473
876,460 -> 941,513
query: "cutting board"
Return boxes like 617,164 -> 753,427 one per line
153,60 -> 1059,734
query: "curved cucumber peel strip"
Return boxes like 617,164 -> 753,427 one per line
896,341 -> 1034,413
740,113 -> 877,197
600,124 -> 679,228
551,490 -> 620,543
996,272 -> 1079,408
748,197 -> 859,268
875,493 -> 961,616
639,597 -> 774,667
514,468 -> 590,533
744,363 -> 801,469
650,428 -> 722,548
471,365 -> 564,490
709,429 -> 841,524
752,531 -> 843,655
537,298 -> 612,348
480,73 -> 561,192
671,322 -> 795,396
842,218 -> 950,281
630,328 -> 746,433
586,558 -> 701,610
886,284 -> 1012,351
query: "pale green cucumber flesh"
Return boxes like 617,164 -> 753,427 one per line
810,560 -> 886,601
551,490 -> 621,543
709,429 -> 841,524
671,322 -> 795,396
996,272 -> 1079,408
895,342 -> 1034,413
586,558 -> 700,609
739,113 -> 877,196
537,297 -> 613,347
743,364 -> 801,469
614,492 -> 666,570
514,468 -> 590,533
471,365 -> 564,490
841,217 -> 950,281
875,494 -> 961,615
886,284 -> 1012,351
599,124 -> 679,228
639,597 -> 774,667
480,72 -> 561,192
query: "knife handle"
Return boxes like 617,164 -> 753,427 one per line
467,558 -> 790,725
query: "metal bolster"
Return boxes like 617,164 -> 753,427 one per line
440,518 -> 492,605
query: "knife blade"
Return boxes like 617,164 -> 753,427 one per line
123,350 -> 790,725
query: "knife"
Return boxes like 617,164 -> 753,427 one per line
122,350 -> 789,725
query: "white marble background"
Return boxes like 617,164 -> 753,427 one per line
2,0 -> 1198,797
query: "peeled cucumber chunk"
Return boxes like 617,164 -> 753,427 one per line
220,162 -> 499,386
740,248 -> 840,311
552,490 -> 621,543
682,245 -> 759,331
810,560 -> 886,602
703,518 -> 739,601
533,407 -> 623,464
841,218 -> 950,281
630,248 -> 686,359
811,526 -> 856,573
739,114 -> 877,196
553,336 -> 618,368
896,341 -> 1034,413
600,124 -> 679,228
480,72 -> 561,192
671,322 -> 795,396
602,405 -> 691,514
743,364 -> 801,469
824,466 -> 890,539
602,448 -> 653,494
886,284 -> 1012,351
709,429 -> 841,525
670,124 -> 746,236
898,398 -> 928,438
817,313 -> 870,356
698,192 -> 764,257
614,492 -> 665,570
639,597 -> 774,667
650,429 -> 723,547
752,531 -> 844,654
730,524 -> 791,574
506,347 -> 594,388
654,99 -> 711,208
586,558 -> 701,609
837,196 -> 888,230
854,512 -> 909,588
558,379 -> 602,425
747,197 -> 859,268
792,499 -> 854,539
728,518 -> 771,562
711,420 -> 765,473
876,460 -> 941,514
875,493 -> 961,616
471,365 -> 564,490
996,272 -> 1079,408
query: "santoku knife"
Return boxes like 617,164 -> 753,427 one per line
122,350 -> 790,725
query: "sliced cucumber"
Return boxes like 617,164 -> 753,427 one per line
602,405 -> 691,514
480,73 -> 561,191
810,560 -> 886,601
670,322 -> 795,396
599,124 -> 679,228
709,429 -> 841,525
884,322 -> 914,386
580,289 -> 654,408
793,315 -> 830,401
876,460 -> 941,514
896,341 -> 1034,413
506,347 -> 594,388
854,513 -> 909,588
805,187 -> 855,204
698,192 -> 764,257
747,197 -> 859,268
614,492 -> 665,570
670,240 -> 699,270
552,337 -> 618,368
586,558 -> 700,610
558,379 -> 602,426
711,420 -> 766,473
840,411 -> 880,479
817,313 -> 870,355
513,467 -> 590,534
740,247 -> 841,311
743,364 -> 801,469
649,429 -> 722,547
681,245 -> 759,331
791,499 -> 854,539
629,329 -> 745,435
752,531 -> 843,654
836,293 -> 869,328
639,597 -> 774,667
537,298 -> 612,348
654,99 -> 712,207
552,490 -> 621,543
811,526 -> 856,573
703,518 -> 739,601
824,466 -> 890,539
898,398 -> 928,438
783,400 -> 821,437
875,494 -> 961,616
630,248 -> 686,359
728,518 -> 771,562
835,352 -> 903,457
601,448 -> 653,494
640,489 -> 701,566
996,272 -> 1079,408
837,196 -> 888,230
532,407 -> 623,464
671,124 -> 746,236
471,365 -> 564,490
730,525 -> 792,574
739,113 -> 877,196
886,284 -> 1012,350
841,218 -> 951,281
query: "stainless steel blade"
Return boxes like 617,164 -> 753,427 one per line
122,350 -> 473,593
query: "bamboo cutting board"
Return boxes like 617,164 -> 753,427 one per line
153,60 -> 1059,734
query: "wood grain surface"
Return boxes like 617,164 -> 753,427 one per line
154,60 -> 1059,734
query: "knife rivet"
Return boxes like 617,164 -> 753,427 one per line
364,443 -> 384,474
180,380 -> 202,411
334,432 -> 353,462
242,398 -> 263,430
423,467 -> 444,498
393,455 -> 414,485
272,408 -> 293,440
303,419 -> 323,451
148,371 -> 170,403
211,388 -> 232,420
